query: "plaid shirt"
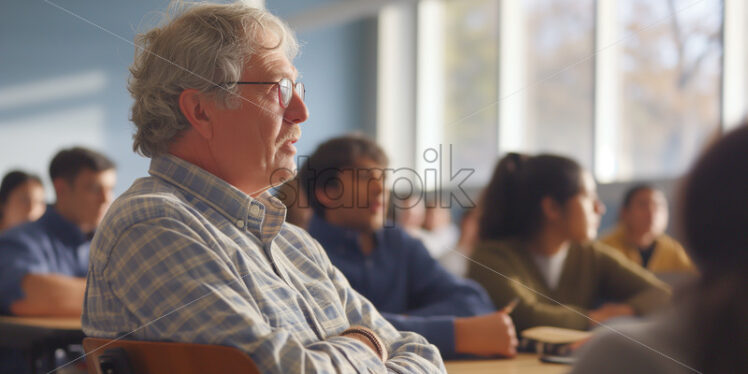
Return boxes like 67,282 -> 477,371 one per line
82,154 -> 444,373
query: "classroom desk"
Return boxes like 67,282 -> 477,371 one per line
0,316 -> 84,374
445,353 -> 569,374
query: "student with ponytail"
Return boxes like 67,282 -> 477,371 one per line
467,153 -> 670,333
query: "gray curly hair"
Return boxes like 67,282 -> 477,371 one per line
129,2 -> 299,157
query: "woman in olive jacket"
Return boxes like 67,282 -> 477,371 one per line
468,153 -> 670,334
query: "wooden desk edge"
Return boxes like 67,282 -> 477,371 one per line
0,316 -> 82,330
445,353 -> 569,374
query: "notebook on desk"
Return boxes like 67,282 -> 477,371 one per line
521,326 -> 592,345
519,326 -> 592,364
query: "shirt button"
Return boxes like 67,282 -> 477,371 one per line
235,220 -> 245,228
250,205 -> 261,216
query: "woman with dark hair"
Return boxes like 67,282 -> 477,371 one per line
467,153 -> 670,333
0,170 -> 45,232
571,125 -> 748,373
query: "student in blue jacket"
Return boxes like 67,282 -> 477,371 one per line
298,134 -> 517,359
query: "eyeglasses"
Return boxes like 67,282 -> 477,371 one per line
228,77 -> 305,108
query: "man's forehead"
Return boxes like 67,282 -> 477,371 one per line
245,49 -> 298,79
74,167 -> 114,181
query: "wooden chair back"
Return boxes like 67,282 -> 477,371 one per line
82,337 -> 260,374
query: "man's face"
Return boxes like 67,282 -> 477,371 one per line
321,158 -> 388,233
622,188 -> 668,238
207,48 -> 308,196
59,168 -> 116,232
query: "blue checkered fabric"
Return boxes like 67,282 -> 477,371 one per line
82,154 -> 444,373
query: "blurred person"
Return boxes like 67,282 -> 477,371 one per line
0,148 -> 115,374
456,206 -> 481,257
0,170 -> 46,232
0,170 -> 48,374
0,147 -> 116,316
300,135 -> 517,359
601,184 -> 694,274
423,202 -> 452,232
421,202 -> 460,256
395,194 -> 426,234
395,194 -> 466,276
442,206 -> 483,277
468,153 -> 670,334
572,125 -> 748,374
422,202 -> 466,276
81,3 -> 444,373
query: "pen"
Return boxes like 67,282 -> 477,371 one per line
501,297 -> 519,314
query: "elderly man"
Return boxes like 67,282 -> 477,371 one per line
82,3 -> 444,373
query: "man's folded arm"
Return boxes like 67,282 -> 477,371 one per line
310,239 -> 446,373
90,219 -> 448,374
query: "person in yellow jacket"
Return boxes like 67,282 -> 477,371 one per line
601,185 -> 694,274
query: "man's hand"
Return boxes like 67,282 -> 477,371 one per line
587,303 -> 635,326
454,312 -> 518,357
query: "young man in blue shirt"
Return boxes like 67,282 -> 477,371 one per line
0,147 -> 116,373
299,134 -> 517,359
0,147 -> 116,317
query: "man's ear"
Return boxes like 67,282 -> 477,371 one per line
179,89 -> 214,140
314,186 -> 339,209
541,196 -> 562,222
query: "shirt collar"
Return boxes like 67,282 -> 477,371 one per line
148,154 -> 287,243
40,204 -> 88,246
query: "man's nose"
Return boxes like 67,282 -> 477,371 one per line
284,90 -> 309,124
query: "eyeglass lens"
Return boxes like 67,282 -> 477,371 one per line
279,78 -> 305,107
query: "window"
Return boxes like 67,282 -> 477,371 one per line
440,0 -> 499,186
523,0 -> 595,169
616,0 -> 723,180
406,0 -> 727,185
